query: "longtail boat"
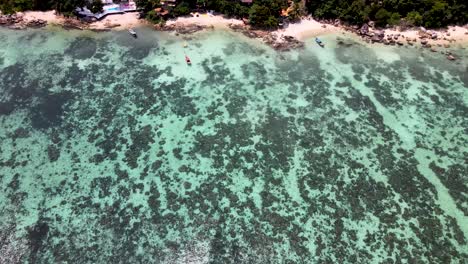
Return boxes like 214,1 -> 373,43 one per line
128,28 -> 137,38
315,37 -> 324,47
185,55 -> 191,65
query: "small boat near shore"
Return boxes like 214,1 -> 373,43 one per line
315,37 -> 324,47
185,55 -> 191,65
128,28 -> 137,38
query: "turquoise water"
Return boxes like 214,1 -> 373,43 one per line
0,26 -> 467,263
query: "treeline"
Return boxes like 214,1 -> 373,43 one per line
137,0 -> 290,28
135,0 -> 468,28
306,0 -> 468,28
1,0 -> 468,29
0,0 -> 103,16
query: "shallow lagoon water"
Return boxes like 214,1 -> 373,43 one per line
0,26 -> 467,263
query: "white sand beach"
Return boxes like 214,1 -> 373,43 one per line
89,12 -> 143,30
276,18 -> 340,40
166,14 -> 335,39
165,13 -> 243,29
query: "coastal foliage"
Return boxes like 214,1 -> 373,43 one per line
172,2 -> 191,16
204,0 -> 287,28
135,0 -> 160,12
0,0 -> 467,29
206,0 -> 249,18
146,9 -> 164,24
0,0 -> 37,14
287,1 -> 307,22
306,0 -> 468,28
135,0 -> 164,24
0,0 -> 103,16
249,4 -> 278,28
87,0 -> 103,14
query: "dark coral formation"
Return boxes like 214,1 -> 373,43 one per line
47,145 -> 60,162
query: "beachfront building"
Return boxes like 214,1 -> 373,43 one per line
77,0 -> 138,20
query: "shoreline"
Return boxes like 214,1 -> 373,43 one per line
2,10 -> 467,54
22,10 -> 144,31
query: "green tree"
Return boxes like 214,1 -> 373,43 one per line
146,9 -> 163,24
448,2 -> 468,25
375,7 -> 391,26
55,0 -> 86,16
249,4 -> 277,28
423,1 -> 450,28
302,0 -> 466,28
233,2 -> 249,18
256,0 -> 286,17
13,0 -> 33,11
0,0 -> 33,14
219,0 -> 235,16
197,0 -> 206,9
172,2 -> 190,16
264,14 -> 278,28
288,1 -> 306,22
0,0 -> 15,14
406,11 -> 422,26
342,0 -> 370,24
33,0 -> 55,11
87,0 -> 103,14
135,0 -> 160,13
387,12 -> 401,25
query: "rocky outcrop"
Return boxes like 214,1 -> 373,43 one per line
228,23 -> 304,51
347,23 -> 460,50
0,14 -> 47,29
228,23 -> 246,31
359,23 -> 369,35
25,19 -> 47,28
267,35 -> 304,51
156,23 -> 209,34
0,13 -> 23,25
370,35 -> 381,43
61,19 -> 84,30
177,24 -> 211,34
243,30 -> 262,38
446,54 -> 456,61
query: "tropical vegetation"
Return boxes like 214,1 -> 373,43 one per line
306,0 -> 468,28
0,0 -> 104,16
0,0 -> 467,29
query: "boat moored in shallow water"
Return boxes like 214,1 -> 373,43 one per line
128,28 -> 137,38
185,55 -> 191,65
315,37 -> 324,47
